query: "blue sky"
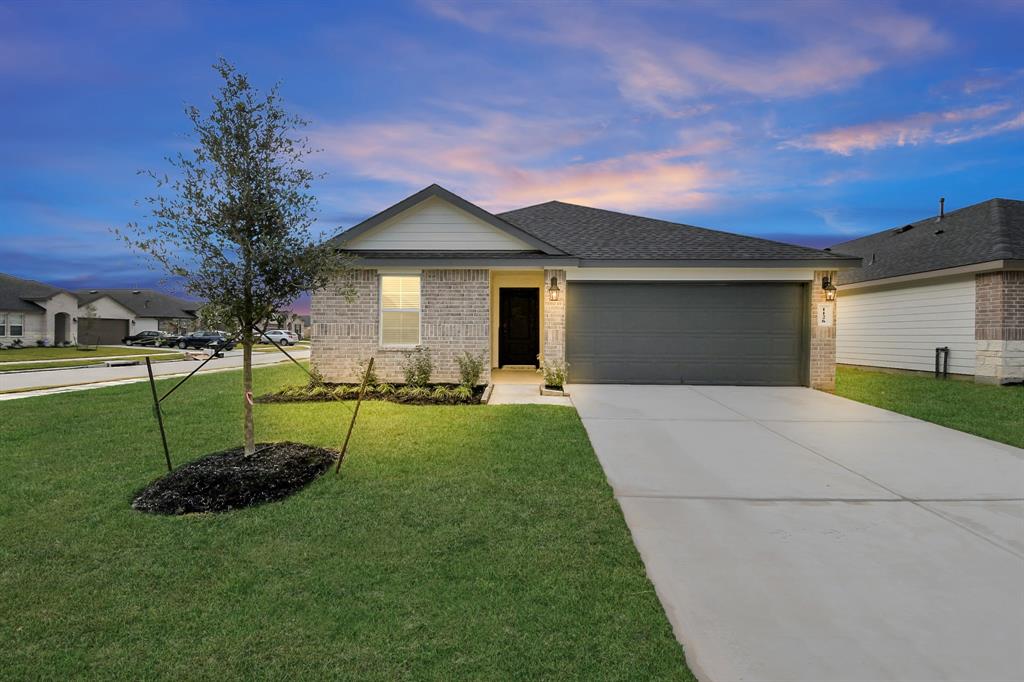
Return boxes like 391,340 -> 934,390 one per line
2,0 -> 1023,306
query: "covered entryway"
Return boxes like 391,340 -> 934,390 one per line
566,282 -> 806,385
498,287 -> 539,367
77,318 -> 129,345
53,312 -> 71,345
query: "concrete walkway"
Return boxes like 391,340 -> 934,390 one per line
572,384 -> 1024,682
0,348 -> 310,400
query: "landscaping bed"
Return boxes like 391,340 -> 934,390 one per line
133,441 -> 338,515
257,382 -> 486,405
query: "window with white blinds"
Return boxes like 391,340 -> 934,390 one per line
380,275 -> 421,346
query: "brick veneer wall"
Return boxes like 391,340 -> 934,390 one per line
311,269 -> 490,384
810,270 -> 837,391
975,270 -> 1024,384
542,269 -> 566,366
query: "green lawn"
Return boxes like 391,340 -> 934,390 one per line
836,366 -> 1024,448
0,363 -> 690,680
0,345 -> 178,362
0,353 -> 186,373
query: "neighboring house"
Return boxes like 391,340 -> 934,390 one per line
75,289 -> 200,344
267,312 -> 309,338
830,198 -> 1023,384
312,184 -> 858,388
0,272 -> 79,346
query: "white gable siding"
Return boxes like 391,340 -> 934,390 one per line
345,197 -> 532,251
837,276 -> 976,375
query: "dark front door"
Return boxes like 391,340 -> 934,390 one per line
499,288 -> 540,367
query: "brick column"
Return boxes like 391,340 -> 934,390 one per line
542,269 -> 566,366
975,271 -> 1024,385
810,270 -> 837,391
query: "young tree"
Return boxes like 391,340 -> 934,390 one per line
119,59 -> 348,455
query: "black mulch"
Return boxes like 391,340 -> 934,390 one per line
132,441 -> 338,515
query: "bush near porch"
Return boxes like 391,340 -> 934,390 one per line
0,363 -> 692,680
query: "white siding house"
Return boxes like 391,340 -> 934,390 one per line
837,275 -> 976,375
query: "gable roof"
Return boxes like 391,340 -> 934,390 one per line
328,184 -> 567,255
75,289 -> 200,319
499,201 -> 857,266
0,272 -> 71,313
328,185 -> 855,268
830,198 -> 1024,285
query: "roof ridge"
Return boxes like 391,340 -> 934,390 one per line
989,198 -> 1014,260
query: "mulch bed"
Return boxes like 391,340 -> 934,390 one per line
132,442 -> 338,515
257,383 -> 486,406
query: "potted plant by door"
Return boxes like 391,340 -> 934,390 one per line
537,356 -> 569,396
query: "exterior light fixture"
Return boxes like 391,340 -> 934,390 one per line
547,276 -> 561,302
822,275 -> 837,302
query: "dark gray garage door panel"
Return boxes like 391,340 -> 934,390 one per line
77,318 -> 129,345
566,282 -> 806,385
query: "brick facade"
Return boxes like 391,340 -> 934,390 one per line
810,270 -> 837,391
975,271 -> 1024,384
542,269 -> 566,366
311,269 -> 490,384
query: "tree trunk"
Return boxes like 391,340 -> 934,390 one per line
243,338 -> 255,456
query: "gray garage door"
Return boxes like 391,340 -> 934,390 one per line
566,282 -> 806,385
77,318 -> 129,345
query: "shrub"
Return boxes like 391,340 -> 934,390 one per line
452,385 -> 473,402
332,386 -> 348,400
306,365 -> 325,390
401,348 -> 433,387
356,357 -> 378,385
376,382 -> 395,396
538,357 -> 569,389
456,351 -> 485,387
310,385 -> 329,398
431,385 -> 452,402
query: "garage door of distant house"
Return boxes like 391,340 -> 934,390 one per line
77,318 -> 129,345
566,282 -> 807,385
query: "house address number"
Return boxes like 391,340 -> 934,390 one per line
817,302 -> 834,327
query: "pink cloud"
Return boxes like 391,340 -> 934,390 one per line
312,111 -> 731,212
424,1 -> 947,115
785,103 -> 1019,155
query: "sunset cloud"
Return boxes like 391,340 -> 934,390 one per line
425,0 -> 947,115
785,103 -> 1020,155
312,111 -> 731,212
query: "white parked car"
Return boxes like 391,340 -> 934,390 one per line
262,329 -> 299,346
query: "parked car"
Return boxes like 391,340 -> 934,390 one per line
261,329 -> 299,346
175,330 -> 236,350
122,330 -> 169,346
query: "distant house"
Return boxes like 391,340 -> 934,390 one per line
830,198 -> 1023,384
0,272 -> 79,345
75,289 -> 200,344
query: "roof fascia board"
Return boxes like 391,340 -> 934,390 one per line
350,256 -> 580,267
332,185 -> 567,255
575,258 -> 861,268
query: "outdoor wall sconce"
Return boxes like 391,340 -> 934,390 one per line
548,275 -> 561,302
822,275 -> 837,302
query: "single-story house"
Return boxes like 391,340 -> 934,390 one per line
312,184 -> 859,389
830,198 -> 1023,384
75,289 -> 200,344
0,272 -> 79,346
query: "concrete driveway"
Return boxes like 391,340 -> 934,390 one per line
572,384 -> 1024,682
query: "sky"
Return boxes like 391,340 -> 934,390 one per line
2,0 -> 1023,312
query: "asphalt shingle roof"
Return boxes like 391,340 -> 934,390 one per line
497,201 -> 852,262
0,272 -> 70,312
830,198 -> 1024,285
75,289 -> 200,319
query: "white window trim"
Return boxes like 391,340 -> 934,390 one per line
0,312 -> 6,337
7,312 -> 24,337
378,273 -> 422,348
